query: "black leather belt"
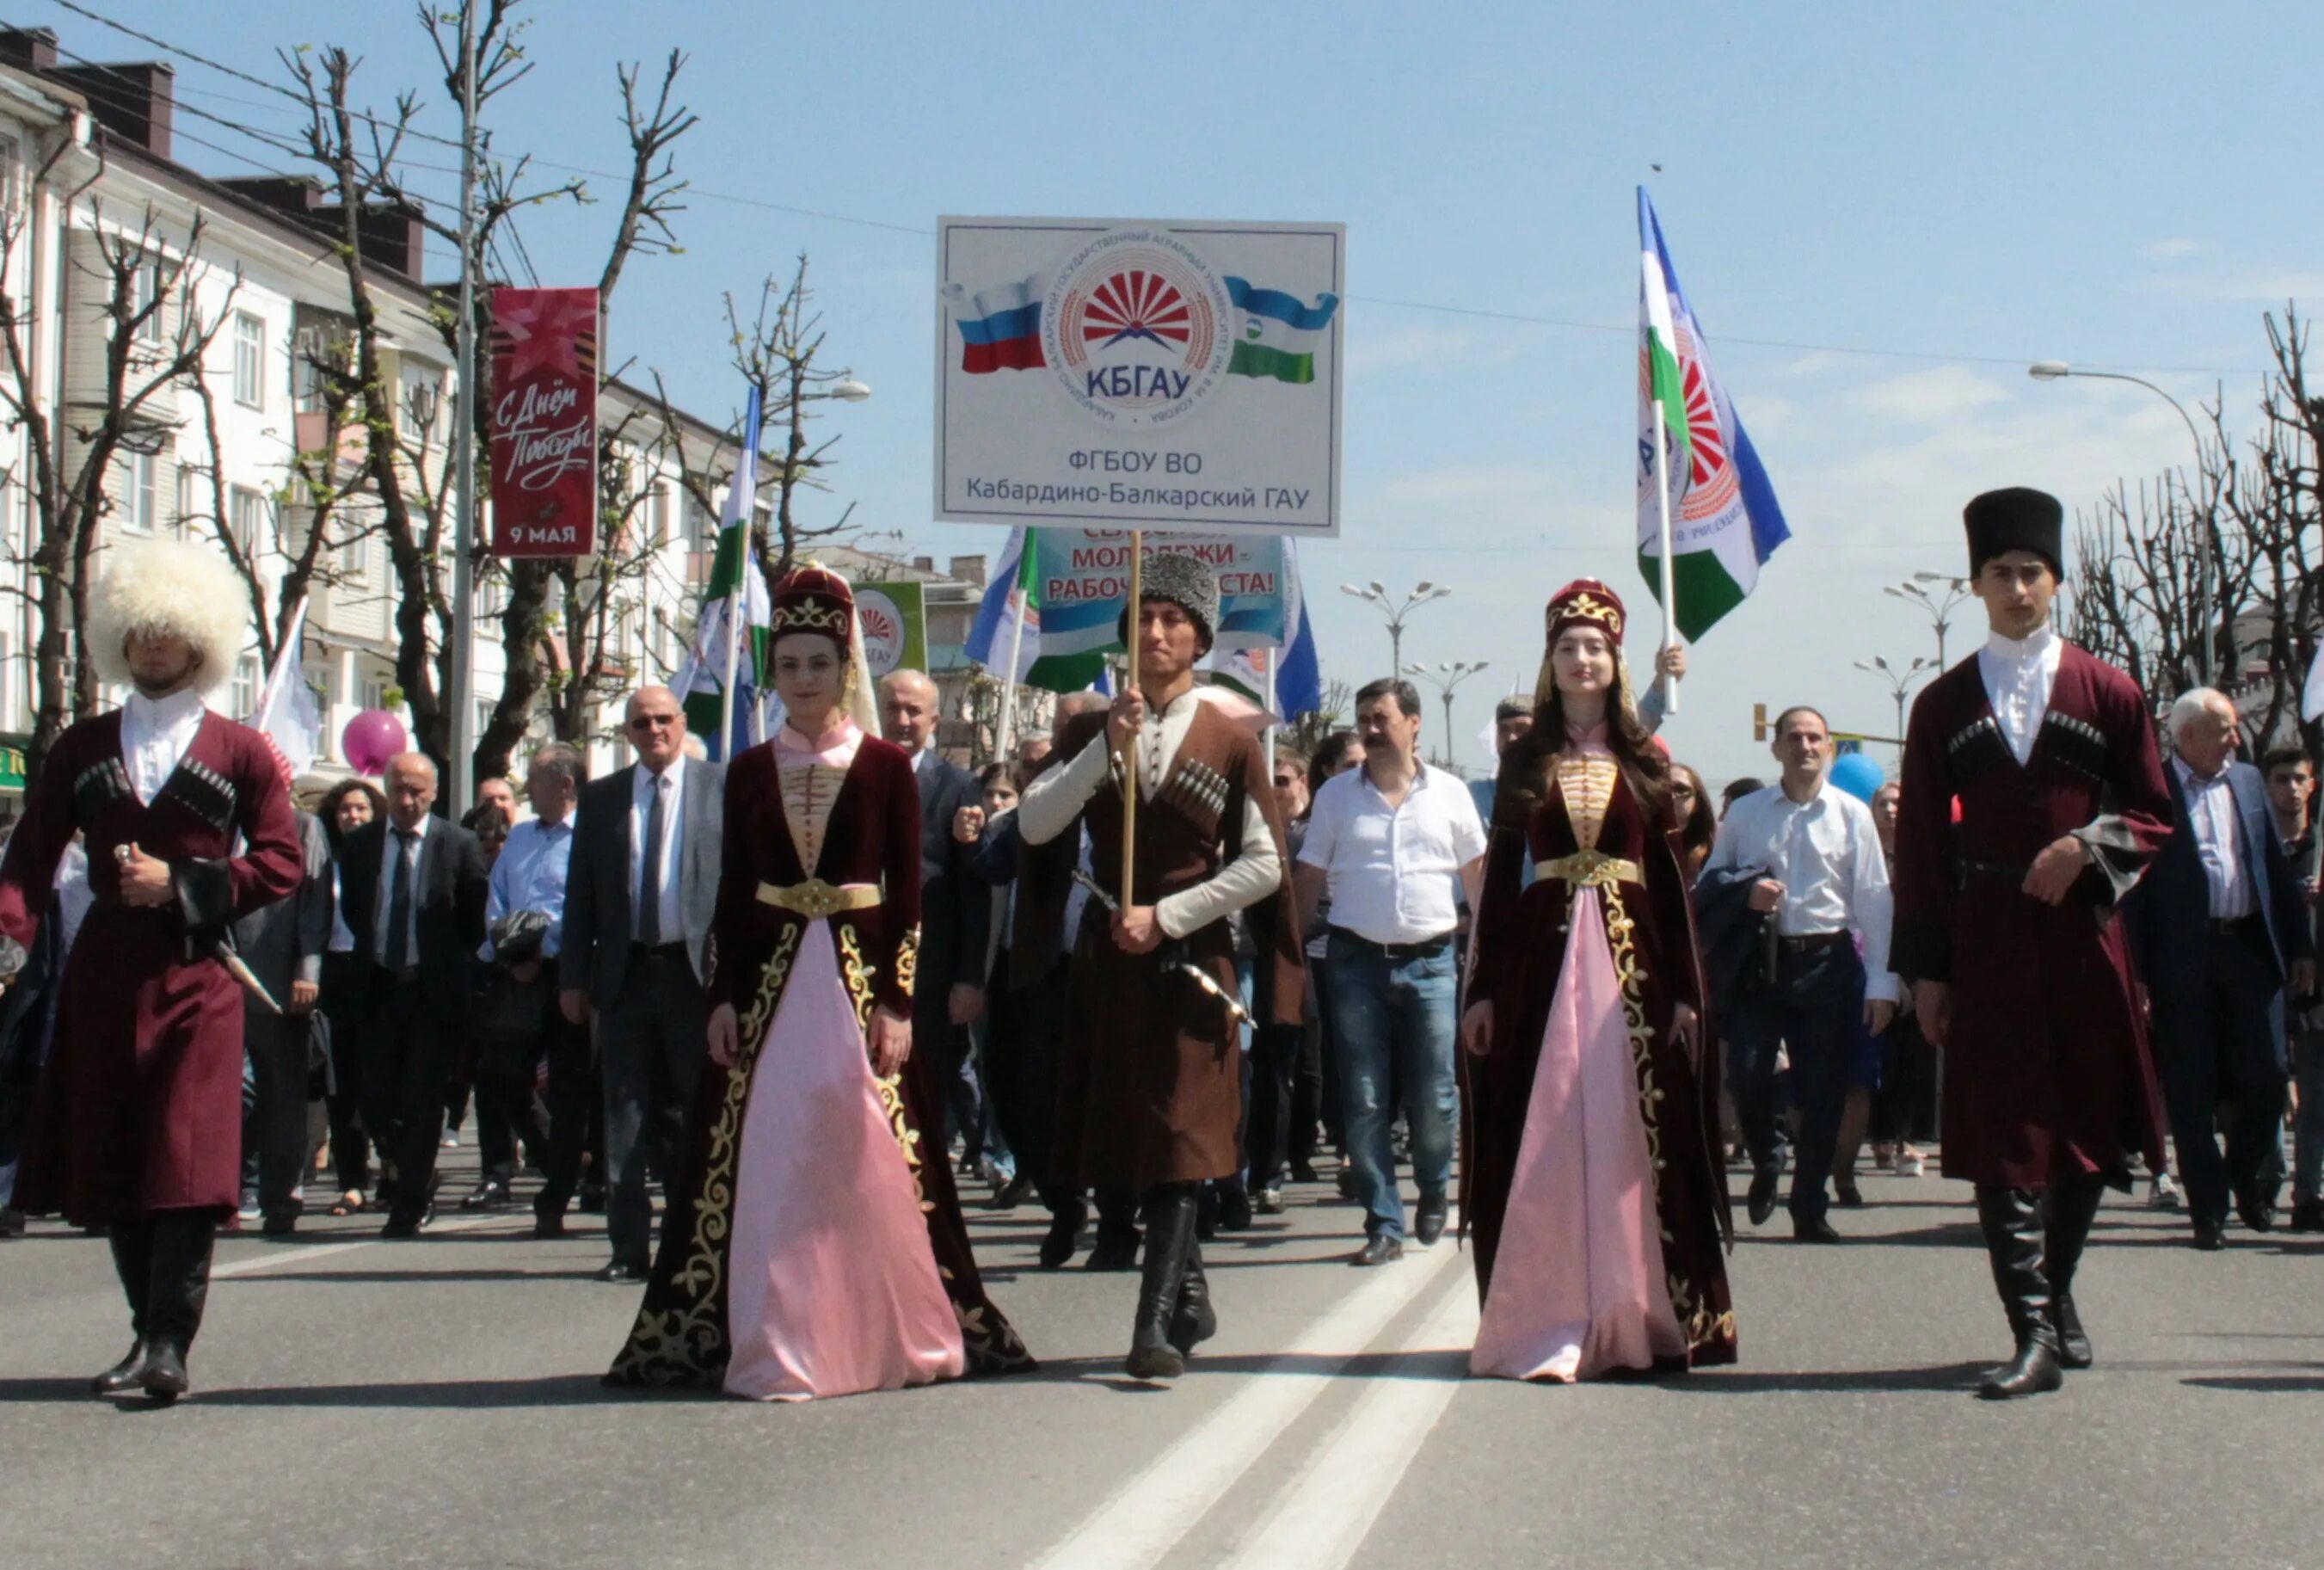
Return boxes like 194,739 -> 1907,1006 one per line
1775,931 -> 1852,955
629,941 -> 687,959
1331,927 -> 1454,962
1962,859 -> 2031,882
2209,914 -> 2264,939
376,964 -> 421,984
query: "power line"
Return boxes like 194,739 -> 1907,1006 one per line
34,0 -> 2267,380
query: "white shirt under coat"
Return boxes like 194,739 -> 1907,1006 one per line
120,686 -> 206,804
1297,760 -> 1488,947
630,760 -> 686,944
2171,756 -> 2256,920
373,811 -> 431,967
1018,687 -> 1282,939
1978,622 -> 2064,767
1706,779 -> 1899,1003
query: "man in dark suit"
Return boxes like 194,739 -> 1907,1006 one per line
558,687 -> 724,1282
339,752 -> 491,1237
2130,687 -> 2316,1249
880,668 -> 991,1176
231,809 -> 332,1236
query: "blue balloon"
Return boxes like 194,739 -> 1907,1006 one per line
1828,753 -> 1886,803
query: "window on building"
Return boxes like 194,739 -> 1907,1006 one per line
0,137 -> 21,216
122,451 -> 158,534
232,312 -> 265,409
648,484 -> 670,547
132,254 -> 163,345
360,674 -> 388,712
230,485 -> 267,557
336,527 -> 369,582
686,496 -> 717,551
228,652 -> 261,721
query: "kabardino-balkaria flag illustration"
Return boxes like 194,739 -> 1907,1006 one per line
1636,188 -> 1789,640
1226,277 -> 1339,385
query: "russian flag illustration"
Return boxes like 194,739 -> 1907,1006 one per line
944,275 -> 1046,372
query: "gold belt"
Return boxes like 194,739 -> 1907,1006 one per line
756,878 -> 882,919
1536,850 -> 1643,889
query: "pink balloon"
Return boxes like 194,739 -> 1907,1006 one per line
342,709 -> 408,776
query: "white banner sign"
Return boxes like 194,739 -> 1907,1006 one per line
935,216 -> 1344,539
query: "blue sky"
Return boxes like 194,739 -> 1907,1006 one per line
47,0 -> 2324,784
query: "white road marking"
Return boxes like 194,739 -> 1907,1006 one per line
1025,1230 -> 1465,1570
1218,1272 -> 1479,1570
212,1214 -> 522,1278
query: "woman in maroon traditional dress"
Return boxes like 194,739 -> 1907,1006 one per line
606,567 -> 1030,1400
1460,580 -> 1736,1382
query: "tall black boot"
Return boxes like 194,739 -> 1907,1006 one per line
1974,1185 -> 2063,1401
1037,1186 -> 1087,1271
2044,1173 -> 2105,1370
94,1219 -> 157,1396
1126,1185 -> 1196,1380
139,1210 -> 219,1403
1169,1242 -> 1218,1357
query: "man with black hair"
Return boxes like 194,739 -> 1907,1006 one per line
2259,745 -> 2324,1231
1297,676 -> 1486,1265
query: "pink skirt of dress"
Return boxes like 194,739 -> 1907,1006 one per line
1470,885 -> 1688,1382
722,920 -> 967,1401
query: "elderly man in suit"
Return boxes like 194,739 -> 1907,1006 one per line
880,668 -> 992,1178
339,753 -> 491,1238
232,809 -> 332,1237
558,687 -> 724,1283
2131,687 -> 2316,1249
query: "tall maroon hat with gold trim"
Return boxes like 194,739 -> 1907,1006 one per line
769,563 -> 855,641
1544,579 -> 1629,647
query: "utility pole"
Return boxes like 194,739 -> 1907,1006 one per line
446,2 -> 482,810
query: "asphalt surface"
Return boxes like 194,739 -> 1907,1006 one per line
2,1148 -> 2320,1570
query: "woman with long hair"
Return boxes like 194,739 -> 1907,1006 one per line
1671,764 -> 1717,874
607,566 -> 1030,1401
317,777 -> 387,1216
1461,580 -> 1736,1381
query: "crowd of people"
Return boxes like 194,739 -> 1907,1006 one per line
0,482 -> 2316,1407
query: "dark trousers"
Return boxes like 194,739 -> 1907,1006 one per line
599,947 -> 708,1267
318,952 -> 372,1194
919,976 -> 983,1166
532,1005 -> 596,1216
1245,1019 -> 1310,1190
982,957 -> 1068,1202
2152,919 -> 2288,1228
1728,940 -> 1866,1225
243,1008 -> 311,1220
361,971 -> 458,1222
108,1209 -> 219,1352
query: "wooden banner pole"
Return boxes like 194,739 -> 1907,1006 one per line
1121,533 -> 1142,903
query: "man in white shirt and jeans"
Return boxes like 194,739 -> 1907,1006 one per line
1297,678 -> 1486,1265
1706,706 -> 1897,1243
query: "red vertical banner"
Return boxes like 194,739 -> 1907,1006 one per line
488,286 -> 599,557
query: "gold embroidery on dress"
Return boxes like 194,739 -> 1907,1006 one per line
1553,754 -> 1619,852
837,923 -> 880,1037
895,927 -> 920,1003
610,923 -> 802,1387
778,760 -> 847,875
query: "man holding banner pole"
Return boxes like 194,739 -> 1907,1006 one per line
1016,552 -> 1304,1381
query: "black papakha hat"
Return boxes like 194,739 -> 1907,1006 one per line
1963,487 -> 2064,579
1116,551 -> 1220,653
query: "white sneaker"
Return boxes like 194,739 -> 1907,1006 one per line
441,1130 -> 462,1148
1895,1152 -> 1926,1179
2149,1173 -> 2182,1210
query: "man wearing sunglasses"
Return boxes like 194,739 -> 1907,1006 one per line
558,687 -> 727,1282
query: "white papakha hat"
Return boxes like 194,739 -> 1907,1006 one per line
87,535 -> 255,698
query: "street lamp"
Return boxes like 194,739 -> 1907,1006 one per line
1342,580 -> 1454,673
1854,654 -> 1932,756
1882,574 -> 1973,669
828,378 -> 872,403
1405,659 -> 1490,767
2028,359 -> 2217,680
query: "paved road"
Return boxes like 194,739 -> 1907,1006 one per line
2,1151 -> 2319,1570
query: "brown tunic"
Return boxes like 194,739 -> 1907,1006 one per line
1025,703 -> 1302,1191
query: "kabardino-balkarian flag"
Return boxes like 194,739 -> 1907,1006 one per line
1226,277 -> 1340,385
1636,188 -> 1789,641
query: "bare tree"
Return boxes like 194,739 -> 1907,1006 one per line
724,256 -> 864,589
2229,306 -> 2324,755
284,9 -> 694,785
0,164 -> 241,775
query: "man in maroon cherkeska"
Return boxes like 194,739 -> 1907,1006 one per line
1891,487 -> 2174,1400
